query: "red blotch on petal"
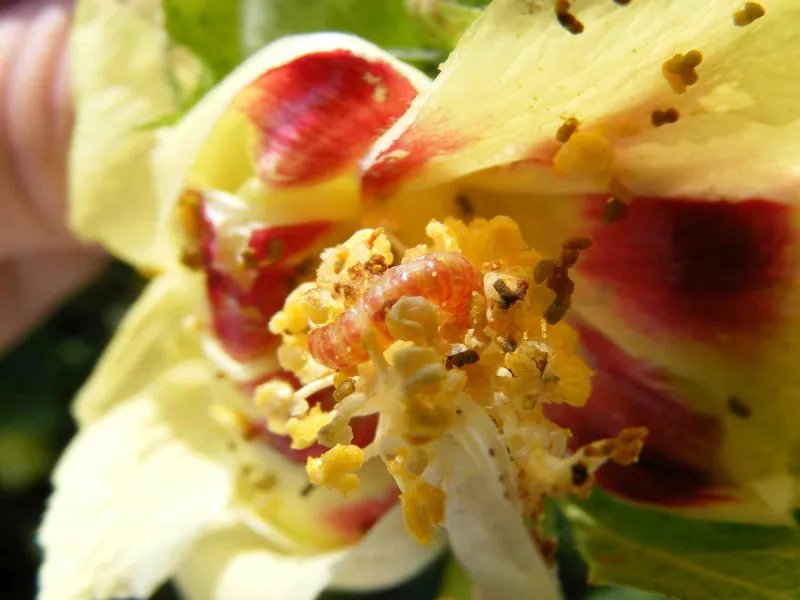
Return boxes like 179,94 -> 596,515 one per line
205,267 -> 290,361
247,221 -> 331,265
361,125 -> 466,201
325,488 -> 399,542
545,324 -> 730,507
199,200 -> 331,361
239,50 -> 419,187
579,197 -> 793,343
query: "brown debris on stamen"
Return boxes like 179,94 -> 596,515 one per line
602,196 -> 627,225
268,239 -> 285,263
727,396 -> 752,418
533,259 -> 557,284
494,278 -> 529,310
556,116 -> 580,143
612,0 -> 631,5
237,247 -> 258,270
536,237 -> 591,324
562,236 -> 593,251
583,427 -> 648,464
544,297 -> 570,325
455,194 -> 475,222
180,249 -> 204,271
177,189 -> 205,271
497,337 -> 518,353
556,0 -> 584,34
570,462 -> 589,486
446,349 -> 480,370
366,229 -> 382,250
651,108 -> 680,127
333,379 -> 356,402
734,2 -> 765,26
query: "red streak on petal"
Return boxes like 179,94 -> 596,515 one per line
361,125 -> 466,201
239,50 -> 419,187
325,488 -> 399,542
578,197 -> 794,343
545,323 -> 729,507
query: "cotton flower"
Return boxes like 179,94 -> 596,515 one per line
40,1 -> 800,599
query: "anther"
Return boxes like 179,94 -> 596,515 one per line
556,117 -> 580,143
562,236 -> 593,251
333,379 -> 356,402
733,2 -> 765,26
651,108 -> 680,127
556,0 -> 584,34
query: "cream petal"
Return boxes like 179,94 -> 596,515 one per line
364,0 -> 800,204
73,270 -> 205,425
68,0 -> 195,269
329,504 -> 446,591
438,404 -> 562,600
152,32 -> 431,264
176,524 -> 342,600
38,361 -> 234,600
178,503 -> 442,600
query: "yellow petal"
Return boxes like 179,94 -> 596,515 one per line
365,0 -> 800,203
38,361 -> 234,600
69,0 -> 195,269
177,505 -> 443,599
73,270 -> 205,425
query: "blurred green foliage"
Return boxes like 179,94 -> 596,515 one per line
0,262 -> 145,599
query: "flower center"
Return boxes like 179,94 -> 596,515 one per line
263,216 -> 647,546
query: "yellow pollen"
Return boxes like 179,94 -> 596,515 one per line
287,405 -> 333,450
401,482 -> 446,545
306,444 -> 364,496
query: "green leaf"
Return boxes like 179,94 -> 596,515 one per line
582,586 -> 669,600
436,554 -> 474,599
163,0 -> 244,79
163,0 -> 482,84
238,0 -> 471,58
563,491 -> 800,600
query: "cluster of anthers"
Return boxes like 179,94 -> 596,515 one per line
259,216 -> 646,549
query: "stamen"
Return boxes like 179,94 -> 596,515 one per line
294,373 -> 336,400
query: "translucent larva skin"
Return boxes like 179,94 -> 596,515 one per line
308,252 -> 483,369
